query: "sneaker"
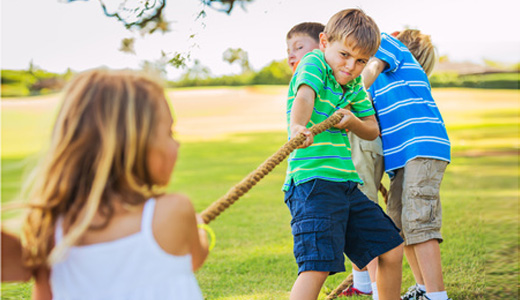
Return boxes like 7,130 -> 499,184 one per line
401,285 -> 426,300
340,286 -> 373,297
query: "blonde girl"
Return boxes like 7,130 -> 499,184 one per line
19,68 -> 208,299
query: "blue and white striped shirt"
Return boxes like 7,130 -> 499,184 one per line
369,33 -> 451,172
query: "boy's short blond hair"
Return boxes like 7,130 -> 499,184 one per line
286,22 -> 325,43
396,29 -> 437,76
323,9 -> 380,57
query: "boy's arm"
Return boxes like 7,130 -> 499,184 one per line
334,110 -> 379,140
290,85 -> 315,148
362,57 -> 387,89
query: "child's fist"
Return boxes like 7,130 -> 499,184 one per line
333,109 -> 355,130
290,124 -> 313,148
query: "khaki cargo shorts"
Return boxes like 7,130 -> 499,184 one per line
348,132 -> 384,203
387,158 -> 448,245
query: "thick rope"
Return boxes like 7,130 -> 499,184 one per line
379,184 -> 389,205
201,111 -> 343,224
325,273 -> 353,299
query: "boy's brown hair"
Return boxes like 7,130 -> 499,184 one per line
323,8 -> 380,57
286,22 -> 325,43
396,29 -> 437,76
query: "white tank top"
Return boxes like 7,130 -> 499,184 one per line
51,198 -> 204,300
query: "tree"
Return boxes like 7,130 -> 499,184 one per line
180,59 -> 212,81
64,0 -> 255,67
223,48 -> 251,74
253,59 -> 292,84
64,0 -> 254,42
202,0 -> 255,14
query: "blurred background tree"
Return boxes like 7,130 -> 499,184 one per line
223,48 -> 252,74
64,0 -> 255,67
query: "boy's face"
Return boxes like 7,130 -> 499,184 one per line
319,33 -> 370,86
286,34 -> 320,70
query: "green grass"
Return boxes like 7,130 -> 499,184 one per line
1,88 -> 519,299
430,72 -> 519,89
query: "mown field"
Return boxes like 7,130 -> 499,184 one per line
1,87 -> 519,299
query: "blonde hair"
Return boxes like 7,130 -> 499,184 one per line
396,29 -> 437,76
21,69 -> 166,267
323,8 -> 380,57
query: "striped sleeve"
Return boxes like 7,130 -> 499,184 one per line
349,78 -> 375,118
375,33 -> 405,73
292,52 -> 325,97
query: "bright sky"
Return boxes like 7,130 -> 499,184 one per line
1,0 -> 519,79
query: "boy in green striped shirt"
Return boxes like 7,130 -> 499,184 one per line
283,9 -> 403,300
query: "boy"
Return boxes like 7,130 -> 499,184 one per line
283,9 -> 403,300
286,21 -> 382,299
361,30 -> 451,300
286,22 -> 324,72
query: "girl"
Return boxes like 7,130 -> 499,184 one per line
19,68 -> 209,299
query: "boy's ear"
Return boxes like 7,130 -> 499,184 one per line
319,32 -> 328,50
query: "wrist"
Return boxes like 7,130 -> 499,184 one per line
197,223 -> 216,251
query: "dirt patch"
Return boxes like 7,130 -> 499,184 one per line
2,87 -> 518,141
432,88 -> 520,112
2,88 -> 289,140
166,88 -> 288,139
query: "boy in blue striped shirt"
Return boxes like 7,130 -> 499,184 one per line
284,9 -> 403,300
362,30 -> 451,300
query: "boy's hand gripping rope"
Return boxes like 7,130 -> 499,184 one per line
200,111 -> 343,224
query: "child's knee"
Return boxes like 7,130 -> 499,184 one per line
379,242 -> 403,263
299,270 -> 330,282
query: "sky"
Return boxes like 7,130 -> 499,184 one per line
1,0 -> 519,80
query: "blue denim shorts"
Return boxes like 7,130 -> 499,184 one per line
284,179 -> 403,275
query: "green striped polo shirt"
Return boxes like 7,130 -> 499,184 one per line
283,49 -> 375,191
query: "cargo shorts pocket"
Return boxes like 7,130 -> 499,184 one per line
291,217 -> 334,263
405,185 -> 442,231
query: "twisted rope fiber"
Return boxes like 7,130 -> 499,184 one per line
201,111 -> 343,224
325,273 -> 353,299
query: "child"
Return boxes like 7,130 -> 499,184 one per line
17,68 -> 209,299
286,21 -> 381,299
283,9 -> 403,300
286,22 -> 325,72
361,30 -> 452,300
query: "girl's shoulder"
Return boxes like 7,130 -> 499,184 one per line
152,193 -> 197,256
154,193 -> 196,224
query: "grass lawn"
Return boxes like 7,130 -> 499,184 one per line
1,88 -> 519,299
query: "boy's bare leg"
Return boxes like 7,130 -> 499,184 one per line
411,239 -> 445,292
404,244 -> 425,285
367,257 -> 378,282
290,271 -> 329,300
377,243 -> 403,300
